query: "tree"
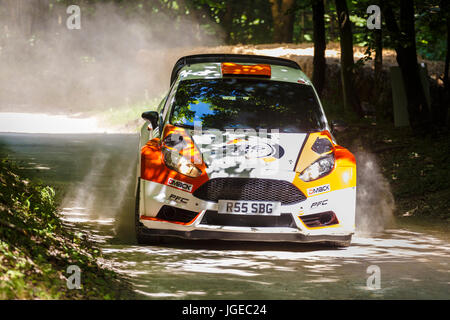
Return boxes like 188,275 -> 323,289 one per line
222,0 -> 234,44
373,4 -> 383,78
269,0 -> 296,43
440,0 -> 449,126
334,0 -> 362,115
312,0 -> 326,96
442,0 -> 450,95
381,0 -> 431,133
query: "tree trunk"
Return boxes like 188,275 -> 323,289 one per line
334,0 -> 362,115
445,19 -> 450,94
222,0 -> 234,44
374,28 -> 383,77
382,0 -> 430,133
442,0 -> 450,95
312,0 -> 326,96
7,0 -> 28,38
299,9 -> 305,41
269,0 -> 295,43
441,0 -> 450,126
30,0 -> 49,34
373,0 -> 383,77
285,3 -> 295,42
328,1 -> 337,41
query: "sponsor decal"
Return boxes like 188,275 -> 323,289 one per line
310,199 -> 328,208
217,138 -> 284,160
245,143 -> 285,159
169,194 -> 189,204
167,178 -> 193,192
307,184 -> 331,196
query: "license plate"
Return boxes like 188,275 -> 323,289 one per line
218,200 -> 281,216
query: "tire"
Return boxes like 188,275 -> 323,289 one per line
135,178 -> 163,245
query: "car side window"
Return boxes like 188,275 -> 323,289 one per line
146,98 -> 166,140
159,81 -> 180,131
156,97 -> 166,114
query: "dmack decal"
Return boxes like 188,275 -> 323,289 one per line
167,178 -> 193,192
307,184 -> 331,196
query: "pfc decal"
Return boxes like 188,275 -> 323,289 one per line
310,199 -> 328,208
167,178 -> 193,192
307,184 -> 331,197
169,194 -> 189,204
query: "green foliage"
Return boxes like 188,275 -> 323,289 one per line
2,0 -> 446,58
190,0 -> 274,44
335,121 -> 450,221
415,2 -> 448,61
379,128 -> 450,220
0,159 -> 130,299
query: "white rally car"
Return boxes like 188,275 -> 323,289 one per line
135,54 -> 356,246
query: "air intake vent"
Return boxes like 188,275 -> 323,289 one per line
156,205 -> 198,223
299,211 -> 339,228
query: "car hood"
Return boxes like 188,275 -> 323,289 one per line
191,131 -> 307,179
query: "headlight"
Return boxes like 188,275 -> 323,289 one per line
163,133 -> 186,151
299,154 -> 334,182
163,148 -> 202,178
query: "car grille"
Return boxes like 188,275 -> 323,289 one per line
200,211 -> 297,228
193,178 -> 306,205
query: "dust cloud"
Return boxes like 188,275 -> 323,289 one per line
58,135 -> 140,244
355,151 -> 395,235
0,1 -> 222,243
0,0 -> 222,115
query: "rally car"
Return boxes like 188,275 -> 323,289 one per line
135,54 -> 356,246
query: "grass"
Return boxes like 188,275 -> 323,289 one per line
0,159 -> 132,299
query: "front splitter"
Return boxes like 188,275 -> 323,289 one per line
140,226 -> 352,243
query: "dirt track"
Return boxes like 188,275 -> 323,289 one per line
1,132 -> 448,299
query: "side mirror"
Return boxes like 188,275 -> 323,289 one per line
142,111 -> 159,130
330,120 -> 348,133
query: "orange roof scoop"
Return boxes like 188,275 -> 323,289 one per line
221,62 -> 271,78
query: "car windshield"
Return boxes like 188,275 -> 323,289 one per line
169,78 -> 327,133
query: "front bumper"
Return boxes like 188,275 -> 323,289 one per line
139,225 -> 352,243
139,178 -> 356,243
